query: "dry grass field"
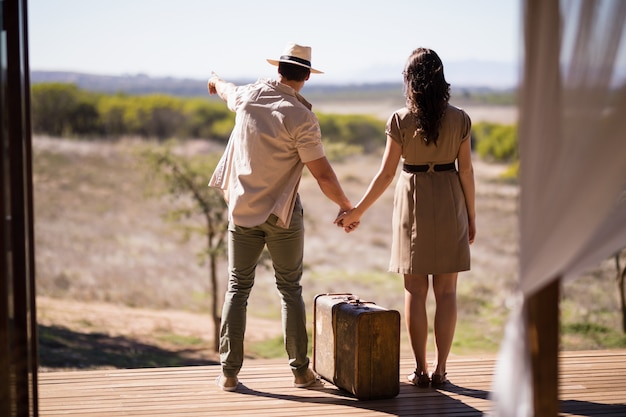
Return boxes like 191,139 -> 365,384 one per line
33,103 -> 625,371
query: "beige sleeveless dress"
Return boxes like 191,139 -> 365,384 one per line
387,104 -> 472,274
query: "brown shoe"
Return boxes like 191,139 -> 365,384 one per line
431,372 -> 448,388
294,368 -> 319,388
408,370 -> 430,388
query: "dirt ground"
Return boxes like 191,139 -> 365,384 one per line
34,127 -> 520,370
37,295 -> 282,369
33,102 -> 623,371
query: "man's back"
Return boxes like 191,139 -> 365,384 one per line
211,79 -> 325,228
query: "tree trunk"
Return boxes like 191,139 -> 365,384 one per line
619,266 -> 626,333
616,252 -> 626,333
210,250 -> 221,353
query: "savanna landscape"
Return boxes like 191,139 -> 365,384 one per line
32,82 -> 626,372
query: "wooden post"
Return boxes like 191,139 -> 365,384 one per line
526,278 -> 560,416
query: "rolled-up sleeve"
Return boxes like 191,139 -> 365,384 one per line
291,112 -> 325,163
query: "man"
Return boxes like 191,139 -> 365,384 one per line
208,42 -> 353,391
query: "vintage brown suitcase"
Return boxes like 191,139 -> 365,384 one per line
313,293 -> 401,400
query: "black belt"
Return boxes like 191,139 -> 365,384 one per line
403,162 -> 456,173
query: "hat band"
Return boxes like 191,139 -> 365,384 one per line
280,55 -> 311,67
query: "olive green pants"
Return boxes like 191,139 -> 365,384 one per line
219,200 -> 310,378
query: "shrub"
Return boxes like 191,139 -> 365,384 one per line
181,99 -> 232,139
30,83 -> 384,148
318,113 -> 386,153
473,121 -> 518,162
322,141 -> 363,162
31,83 -> 81,136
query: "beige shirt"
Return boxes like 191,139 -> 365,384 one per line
209,79 -> 325,228
386,104 -> 471,165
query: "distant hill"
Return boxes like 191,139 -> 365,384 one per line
29,70 -> 514,99
30,71 -> 213,97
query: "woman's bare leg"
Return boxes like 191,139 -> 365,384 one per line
432,272 -> 458,377
404,273 -> 430,374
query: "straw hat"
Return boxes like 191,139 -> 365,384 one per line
266,42 -> 323,74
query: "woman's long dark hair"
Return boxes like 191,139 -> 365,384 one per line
403,48 -> 450,145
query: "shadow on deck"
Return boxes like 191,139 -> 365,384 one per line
38,350 -> 626,416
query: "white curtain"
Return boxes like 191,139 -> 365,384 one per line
490,0 -> 626,415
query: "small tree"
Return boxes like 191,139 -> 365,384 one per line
142,142 -> 228,351
615,249 -> 626,333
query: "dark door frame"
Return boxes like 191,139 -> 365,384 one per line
1,0 -> 39,415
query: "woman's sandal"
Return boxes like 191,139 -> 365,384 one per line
407,369 -> 431,388
431,372 -> 448,388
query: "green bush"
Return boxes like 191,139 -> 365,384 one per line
31,83 -> 81,136
30,83 -> 386,151
97,94 -> 130,137
318,113 -> 386,153
473,121 -> 518,162
121,95 -> 186,139
209,117 -> 235,142
322,141 -> 363,162
181,98 -> 232,139
31,83 -> 234,141
500,160 -> 519,183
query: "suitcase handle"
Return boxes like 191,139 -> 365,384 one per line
346,297 -> 376,306
323,294 -> 376,306
315,293 -> 363,303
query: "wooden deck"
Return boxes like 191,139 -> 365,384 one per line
39,350 -> 626,416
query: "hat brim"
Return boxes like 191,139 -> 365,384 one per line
266,58 -> 323,74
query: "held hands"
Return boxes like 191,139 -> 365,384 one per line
334,208 -> 361,233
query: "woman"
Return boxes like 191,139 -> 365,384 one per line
337,47 -> 476,388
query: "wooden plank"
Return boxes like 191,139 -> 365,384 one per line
38,351 -> 626,416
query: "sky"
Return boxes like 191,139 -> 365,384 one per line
27,0 -> 521,87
